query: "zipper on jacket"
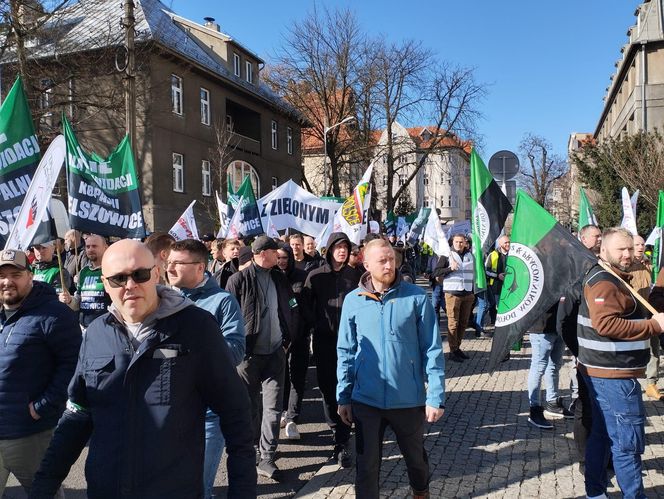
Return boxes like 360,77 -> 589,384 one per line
380,300 -> 386,408
3,324 -> 14,347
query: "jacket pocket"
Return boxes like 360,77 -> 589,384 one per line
144,352 -> 191,406
83,356 -> 115,387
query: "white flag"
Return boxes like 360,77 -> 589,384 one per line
265,210 -> 279,238
646,227 -> 660,246
396,217 -> 408,238
423,208 -> 450,257
215,191 -> 230,239
333,163 -> 373,244
5,135 -> 66,251
620,187 -> 638,236
168,200 -> 199,241
225,196 -> 245,239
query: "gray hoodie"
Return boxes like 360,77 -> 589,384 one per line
109,285 -> 193,347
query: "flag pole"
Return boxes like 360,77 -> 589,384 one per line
55,246 -> 67,293
598,260 -> 658,315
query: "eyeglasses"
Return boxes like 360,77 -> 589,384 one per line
166,261 -> 203,267
103,267 -> 155,288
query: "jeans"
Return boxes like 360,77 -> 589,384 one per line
203,411 -> 225,499
527,333 -> 564,406
582,374 -> 646,499
431,284 -> 445,318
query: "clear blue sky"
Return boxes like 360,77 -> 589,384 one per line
169,0 -> 641,161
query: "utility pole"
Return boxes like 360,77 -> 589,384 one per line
123,1 -> 137,163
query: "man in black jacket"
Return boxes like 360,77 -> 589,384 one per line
276,244 -> 309,440
30,239 -> 256,499
226,236 -> 299,481
0,249 -> 80,498
301,232 -> 363,467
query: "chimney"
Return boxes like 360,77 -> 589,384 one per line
203,17 -> 220,32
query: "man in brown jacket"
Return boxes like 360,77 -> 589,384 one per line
578,227 -> 664,499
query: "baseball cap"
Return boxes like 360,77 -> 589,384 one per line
238,246 -> 253,266
200,233 -> 215,242
251,235 -> 279,254
32,240 -> 54,248
0,249 -> 30,270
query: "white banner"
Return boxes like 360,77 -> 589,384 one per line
215,191 -> 229,239
5,135 -> 66,251
423,208 -> 450,257
620,187 -> 638,236
168,200 -> 199,241
258,180 -> 341,236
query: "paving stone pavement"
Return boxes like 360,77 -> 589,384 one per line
294,327 -> 664,498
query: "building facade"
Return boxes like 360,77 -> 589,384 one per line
1,0 -> 306,234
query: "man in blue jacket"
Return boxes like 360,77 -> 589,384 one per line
167,239 -> 245,499
30,239 -> 255,498
0,249 -> 80,498
337,239 -> 445,499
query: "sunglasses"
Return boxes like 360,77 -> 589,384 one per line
103,267 -> 155,288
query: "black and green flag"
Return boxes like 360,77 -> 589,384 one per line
385,210 -> 396,236
228,176 -> 263,237
0,77 -> 41,245
64,117 -> 146,239
470,149 -> 512,289
488,190 -> 597,370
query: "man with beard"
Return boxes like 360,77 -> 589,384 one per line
578,228 -> 664,499
336,239 -> 444,499
60,234 -> 111,330
0,250 -> 80,498
302,232 -> 363,467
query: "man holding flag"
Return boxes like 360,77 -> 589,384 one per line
578,227 -> 664,499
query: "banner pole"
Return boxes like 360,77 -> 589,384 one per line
598,260 -> 658,315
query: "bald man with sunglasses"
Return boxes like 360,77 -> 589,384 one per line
31,239 -> 256,498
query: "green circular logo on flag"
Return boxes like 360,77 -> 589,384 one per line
496,243 -> 544,326
473,202 -> 489,248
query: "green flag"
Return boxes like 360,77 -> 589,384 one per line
385,210 -> 396,236
578,187 -> 598,232
470,149 -> 512,289
64,116 -> 146,238
0,77 -> 41,245
652,190 -> 664,282
488,190 -> 597,370
232,176 -> 263,237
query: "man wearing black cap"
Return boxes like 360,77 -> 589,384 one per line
225,236 -> 299,481
0,249 -> 80,497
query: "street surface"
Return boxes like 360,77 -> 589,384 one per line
4,278 -> 664,498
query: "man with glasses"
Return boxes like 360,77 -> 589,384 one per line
0,250 -> 80,498
60,234 -> 110,330
31,239 -> 256,498
167,239 -> 245,499
226,236 -> 299,481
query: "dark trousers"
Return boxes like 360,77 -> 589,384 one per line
313,337 -> 351,445
283,335 -> 310,423
352,401 -> 429,498
575,370 -> 593,463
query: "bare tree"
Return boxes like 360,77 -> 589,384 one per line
265,6 -> 365,196
517,134 -> 568,209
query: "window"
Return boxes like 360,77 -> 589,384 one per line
200,88 -> 210,125
39,79 -> 53,115
201,160 -> 211,196
245,61 -> 253,84
424,196 -> 430,208
227,160 -> 261,197
171,74 -> 183,115
440,173 -> 445,184
448,195 -> 452,207
382,176 -> 387,187
271,120 -> 278,150
287,127 -> 293,155
398,174 -> 406,186
226,114 -> 234,132
423,174 -> 429,186
172,153 -> 184,192
272,176 -> 278,191
233,53 -> 241,77
398,155 -> 407,164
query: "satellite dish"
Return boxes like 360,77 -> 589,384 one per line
488,150 -> 519,181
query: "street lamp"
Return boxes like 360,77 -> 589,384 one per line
323,116 -> 356,195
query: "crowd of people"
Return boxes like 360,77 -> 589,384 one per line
0,222 -> 661,498
0,228 -> 443,499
